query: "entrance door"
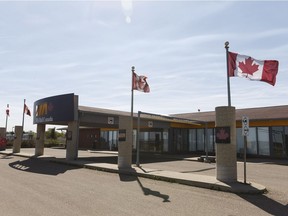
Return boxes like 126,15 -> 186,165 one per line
171,129 -> 188,153
78,128 -> 100,149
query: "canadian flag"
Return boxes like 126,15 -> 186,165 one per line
228,51 -> 279,86
6,104 -> 9,116
132,72 -> 150,93
24,104 -> 31,116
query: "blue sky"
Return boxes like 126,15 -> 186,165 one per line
0,0 -> 288,132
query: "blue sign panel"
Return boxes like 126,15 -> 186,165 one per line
33,93 -> 75,124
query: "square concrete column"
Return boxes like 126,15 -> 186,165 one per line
66,121 -> 79,160
0,127 -> 6,137
118,116 -> 133,169
35,124 -> 45,156
13,126 -> 23,153
0,127 -> 6,149
215,106 -> 237,182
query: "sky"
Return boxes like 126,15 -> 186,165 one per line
0,0 -> 288,132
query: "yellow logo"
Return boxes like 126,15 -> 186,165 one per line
36,103 -> 48,117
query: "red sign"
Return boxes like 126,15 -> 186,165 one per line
215,127 -> 230,144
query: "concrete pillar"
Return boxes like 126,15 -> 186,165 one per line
13,126 -> 23,153
215,106 -> 237,182
66,121 -> 79,160
163,129 -> 169,152
0,127 -> 6,149
118,116 -> 133,168
0,127 -> 6,137
35,124 -> 45,156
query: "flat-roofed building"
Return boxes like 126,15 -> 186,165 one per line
172,105 -> 288,159
33,93 -> 288,159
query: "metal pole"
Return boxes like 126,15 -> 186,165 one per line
244,135 -> 247,184
131,66 -> 135,117
205,122 -> 208,162
22,99 -> 25,132
136,111 -> 141,166
5,104 -> 9,132
131,66 -> 135,158
225,41 -> 231,107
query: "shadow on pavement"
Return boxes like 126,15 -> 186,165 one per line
132,153 -> 184,164
0,154 -> 14,160
181,167 -> 215,173
136,178 -> 170,202
239,158 -> 288,166
77,154 -> 184,165
118,168 -> 170,203
239,194 -> 288,216
9,157 -> 80,176
137,166 -> 162,173
78,156 -> 118,164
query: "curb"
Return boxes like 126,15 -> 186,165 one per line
1,151 -> 267,194
50,157 -> 267,194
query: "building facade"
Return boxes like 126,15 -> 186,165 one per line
170,106 -> 288,159
83,106 -> 288,159
33,94 -> 288,159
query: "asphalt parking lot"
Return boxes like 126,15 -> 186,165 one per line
1,147 -> 288,203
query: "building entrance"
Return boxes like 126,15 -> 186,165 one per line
79,128 -> 101,149
139,130 -> 163,152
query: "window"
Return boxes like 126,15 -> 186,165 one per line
163,130 -> 169,152
272,127 -> 285,158
236,128 -> 244,153
100,130 -> 118,150
138,130 -> 163,152
236,127 -> 257,155
197,129 -> 205,151
246,128 -> 257,155
189,129 -> 196,151
207,128 -> 214,153
258,127 -> 270,156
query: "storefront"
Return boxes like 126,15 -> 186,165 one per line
172,106 -> 288,159
76,105 -> 288,159
33,93 -> 288,159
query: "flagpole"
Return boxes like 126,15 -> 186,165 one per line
225,41 -> 231,107
131,66 -> 135,156
5,104 -> 9,132
22,99 -> 25,132
136,111 -> 141,167
131,66 -> 135,117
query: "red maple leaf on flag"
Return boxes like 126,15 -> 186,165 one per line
216,128 -> 229,140
238,57 -> 259,76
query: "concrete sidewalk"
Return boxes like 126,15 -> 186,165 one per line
0,148 -> 266,194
